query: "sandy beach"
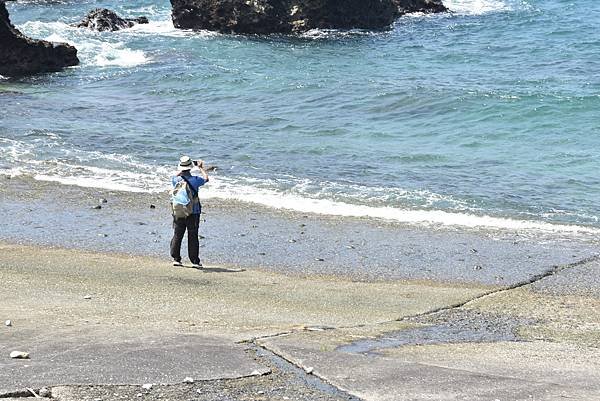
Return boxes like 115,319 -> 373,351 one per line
1,177 -> 600,400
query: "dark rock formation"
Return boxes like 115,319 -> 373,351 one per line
393,0 -> 447,15
75,8 -> 149,32
0,1 -> 79,76
170,0 -> 401,34
170,0 -> 448,34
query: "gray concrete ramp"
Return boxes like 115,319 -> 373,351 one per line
259,333 -> 600,401
1,333 -> 269,394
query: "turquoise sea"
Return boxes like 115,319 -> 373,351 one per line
1,0 -> 599,232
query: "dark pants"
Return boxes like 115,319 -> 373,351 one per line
170,214 -> 201,264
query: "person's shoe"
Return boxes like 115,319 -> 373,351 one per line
173,260 -> 183,267
191,262 -> 203,269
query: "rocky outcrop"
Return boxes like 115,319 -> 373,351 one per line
170,0 -> 448,34
170,0 -> 401,34
75,8 -> 149,32
393,0 -> 447,15
0,1 -> 79,76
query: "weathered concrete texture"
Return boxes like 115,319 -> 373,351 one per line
0,243 -> 490,394
257,260 -> 600,400
259,331 -> 600,401
1,333 -> 269,393
465,261 -> 600,348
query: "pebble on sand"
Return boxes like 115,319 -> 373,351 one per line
38,387 -> 51,397
84,295 -> 92,299
10,351 -> 29,359
5,320 -> 11,327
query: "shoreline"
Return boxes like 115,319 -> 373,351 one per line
1,175 -> 598,286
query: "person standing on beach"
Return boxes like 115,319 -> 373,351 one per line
170,155 -> 209,268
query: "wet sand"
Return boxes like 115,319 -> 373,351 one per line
0,176 -> 597,285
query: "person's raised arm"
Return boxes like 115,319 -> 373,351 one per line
196,160 -> 209,182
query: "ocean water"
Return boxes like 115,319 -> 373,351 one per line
1,0 -> 599,233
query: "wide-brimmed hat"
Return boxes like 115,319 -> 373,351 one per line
178,155 -> 193,171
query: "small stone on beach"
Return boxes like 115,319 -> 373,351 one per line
38,387 -> 51,397
83,295 -> 92,299
5,320 -> 11,327
183,377 -> 194,383
10,351 -> 29,359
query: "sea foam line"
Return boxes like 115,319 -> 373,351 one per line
204,178 -> 600,234
0,149 -> 596,235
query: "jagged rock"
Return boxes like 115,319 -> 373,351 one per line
170,0 -> 400,34
170,0 -> 447,34
0,2 -> 79,76
75,8 -> 149,32
393,0 -> 447,15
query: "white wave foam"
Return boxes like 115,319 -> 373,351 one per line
0,138 -> 596,235
204,177 -> 600,234
19,21 -> 149,68
300,29 -> 375,40
444,0 -> 511,15
93,42 -> 149,67
126,19 -> 203,38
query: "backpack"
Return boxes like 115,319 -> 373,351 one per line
171,176 -> 198,218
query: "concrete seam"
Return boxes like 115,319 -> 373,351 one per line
398,254 -> 600,322
250,342 -> 364,401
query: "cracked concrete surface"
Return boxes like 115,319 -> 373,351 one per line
257,259 -> 600,401
2,244 -> 600,400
